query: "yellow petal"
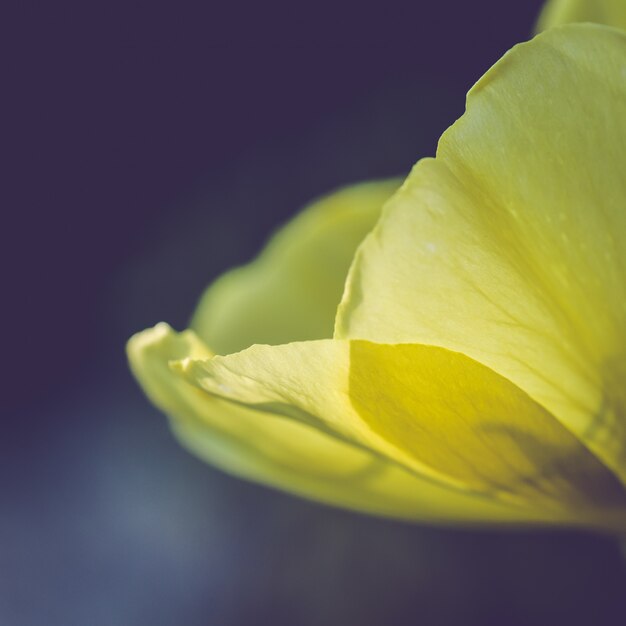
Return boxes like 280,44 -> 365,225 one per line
336,25 -> 626,482
128,323 -> 545,524
536,0 -> 626,32
177,338 -> 626,530
191,179 -> 400,355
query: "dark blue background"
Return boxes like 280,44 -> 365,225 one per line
4,2 -> 626,624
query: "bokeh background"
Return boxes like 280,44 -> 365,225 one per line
5,2 -> 626,624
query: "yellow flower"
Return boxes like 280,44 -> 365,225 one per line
537,0 -> 626,32
128,24 -> 626,531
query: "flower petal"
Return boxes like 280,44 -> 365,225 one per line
177,338 -> 626,529
191,179 -> 399,354
127,323 -> 544,524
335,25 -> 626,482
536,0 -> 626,32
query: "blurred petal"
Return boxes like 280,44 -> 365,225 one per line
191,179 -> 400,354
536,0 -> 626,32
177,338 -> 626,529
128,323 -> 547,524
336,25 -> 626,482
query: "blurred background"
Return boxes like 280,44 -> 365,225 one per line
4,1 -> 626,624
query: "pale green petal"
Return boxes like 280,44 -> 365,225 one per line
127,323 -> 552,524
336,25 -> 626,482
191,179 -> 400,355
177,338 -> 626,530
536,0 -> 626,32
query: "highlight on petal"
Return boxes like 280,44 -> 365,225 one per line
177,339 -> 626,530
336,24 -> 626,483
128,323 -> 543,524
536,0 -> 626,32
191,179 -> 399,355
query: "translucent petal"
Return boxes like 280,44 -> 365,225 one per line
537,0 -> 626,32
336,25 -> 626,481
178,337 -> 626,530
191,179 -> 399,354
128,323 -> 550,524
